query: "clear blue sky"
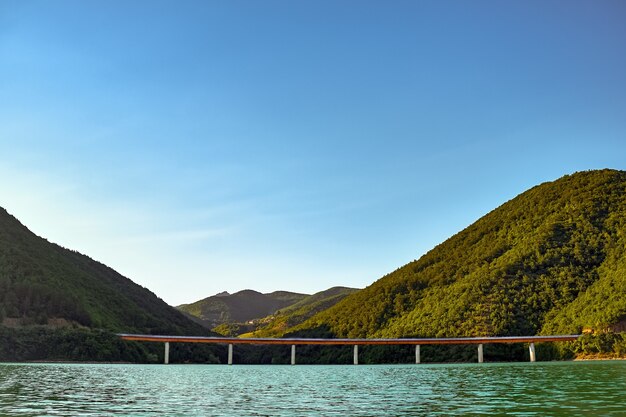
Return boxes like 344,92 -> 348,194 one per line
1,1 -> 625,305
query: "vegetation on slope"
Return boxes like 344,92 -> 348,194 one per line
245,287 -> 359,337
289,170 -> 626,352
4,169 -> 625,363
0,207 -> 222,362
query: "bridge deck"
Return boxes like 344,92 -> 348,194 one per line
117,334 -> 580,345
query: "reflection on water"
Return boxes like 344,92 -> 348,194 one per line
0,361 -> 624,416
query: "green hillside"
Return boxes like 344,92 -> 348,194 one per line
177,289 -> 308,328
0,207 -> 222,363
245,287 -> 359,337
289,170 -> 626,355
4,169 -> 625,364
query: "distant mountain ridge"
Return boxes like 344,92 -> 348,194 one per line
178,287 -> 359,336
177,289 -> 308,328
244,286 -> 359,337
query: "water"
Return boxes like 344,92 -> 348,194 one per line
0,361 -> 624,416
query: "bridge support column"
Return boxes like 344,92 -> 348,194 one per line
228,343 -> 233,365
164,342 -> 169,365
478,343 -> 484,363
354,345 -> 359,365
291,345 -> 296,365
529,342 -> 536,362
415,345 -> 421,364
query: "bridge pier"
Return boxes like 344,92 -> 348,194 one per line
164,342 -> 169,364
529,342 -> 536,362
415,345 -> 421,364
354,345 -> 359,365
291,345 -> 296,365
228,343 -> 233,365
478,343 -> 484,363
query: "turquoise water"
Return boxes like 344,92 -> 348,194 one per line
0,361 -> 624,416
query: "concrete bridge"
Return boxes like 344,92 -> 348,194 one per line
118,334 -> 580,365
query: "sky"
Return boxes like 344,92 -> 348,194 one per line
1,1 -> 625,306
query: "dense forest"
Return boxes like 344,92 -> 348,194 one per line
0,207 -> 223,362
278,170 -> 626,361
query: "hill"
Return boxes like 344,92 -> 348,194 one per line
177,289 -> 308,328
244,287 -> 359,337
287,170 -> 626,357
0,207 -> 221,363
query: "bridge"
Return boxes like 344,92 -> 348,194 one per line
118,334 -> 580,365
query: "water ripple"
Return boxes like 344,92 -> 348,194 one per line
0,361 -> 624,416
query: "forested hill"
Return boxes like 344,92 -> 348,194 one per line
290,169 -> 626,340
0,207 -> 207,336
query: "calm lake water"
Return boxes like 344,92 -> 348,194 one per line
0,361 -> 624,416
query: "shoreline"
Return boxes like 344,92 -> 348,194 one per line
573,356 -> 626,361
